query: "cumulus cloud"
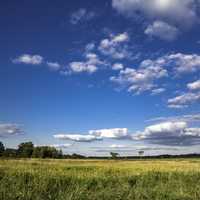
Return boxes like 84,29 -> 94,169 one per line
0,123 -> 24,137
112,0 -> 198,27
89,128 -> 129,139
98,32 -> 131,59
54,134 -> 102,142
168,92 -> 200,108
167,53 -> 200,74
132,53 -> 200,76
68,53 -> 105,74
70,8 -> 95,25
145,20 -> 179,41
112,63 -> 124,70
54,128 -> 130,142
110,60 -> 168,94
13,54 -> 43,65
133,121 -> 200,146
187,80 -> 200,90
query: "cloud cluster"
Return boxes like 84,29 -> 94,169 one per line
112,0 -> 200,40
0,123 -> 24,137
70,8 -> 95,25
68,53 -> 104,74
110,60 -> 168,94
168,92 -> 200,108
133,121 -> 200,146
89,128 -> 129,139
98,32 -> 131,59
112,0 -> 198,24
13,54 -> 61,71
167,53 -> 200,74
54,134 -> 101,142
54,128 -> 129,142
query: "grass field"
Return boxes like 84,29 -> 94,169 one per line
0,159 -> 200,200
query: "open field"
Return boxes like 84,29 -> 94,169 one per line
0,159 -> 200,200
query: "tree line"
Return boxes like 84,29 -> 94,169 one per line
0,141 -> 64,158
0,141 -> 88,159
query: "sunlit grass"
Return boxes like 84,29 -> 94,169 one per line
0,159 -> 200,200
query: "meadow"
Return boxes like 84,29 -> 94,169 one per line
0,159 -> 200,200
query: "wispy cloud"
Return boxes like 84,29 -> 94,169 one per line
168,92 -> 200,108
0,123 -> 24,137
70,8 -> 95,25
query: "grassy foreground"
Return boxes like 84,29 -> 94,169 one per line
0,159 -> 200,200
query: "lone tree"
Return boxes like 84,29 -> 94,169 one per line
138,150 -> 144,157
110,152 -> 119,159
0,141 -> 5,156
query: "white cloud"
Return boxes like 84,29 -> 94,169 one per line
147,114 -> 200,123
112,32 -> 129,43
69,62 -> 97,74
98,32 -> 131,59
13,54 -> 43,65
109,144 -> 127,148
54,134 -> 101,142
46,62 -> 61,71
151,88 -> 166,95
167,53 -> 200,74
0,123 -> 24,137
89,128 -> 129,139
112,0 -> 198,27
69,53 -> 104,74
168,92 -> 200,108
70,8 -> 95,25
110,61 -> 168,94
145,20 -> 179,41
187,80 -> 200,90
133,121 -> 200,146
131,53 -> 200,75
112,63 -> 124,70
50,144 -> 72,149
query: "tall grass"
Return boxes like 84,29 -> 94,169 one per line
0,159 -> 200,200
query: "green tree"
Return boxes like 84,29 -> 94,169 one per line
17,142 -> 34,158
110,152 -> 119,159
32,146 -> 62,158
0,141 -> 5,156
3,148 -> 17,157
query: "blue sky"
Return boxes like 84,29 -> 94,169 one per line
0,0 -> 200,156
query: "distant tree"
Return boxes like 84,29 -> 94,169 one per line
110,152 -> 119,159
0,141 -> 5,156
138,151 -> 144,157
17,142 -> 34,158
3,148 -> 17,157
32,146 -> 62,158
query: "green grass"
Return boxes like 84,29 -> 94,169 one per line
0,159 -> 200,200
